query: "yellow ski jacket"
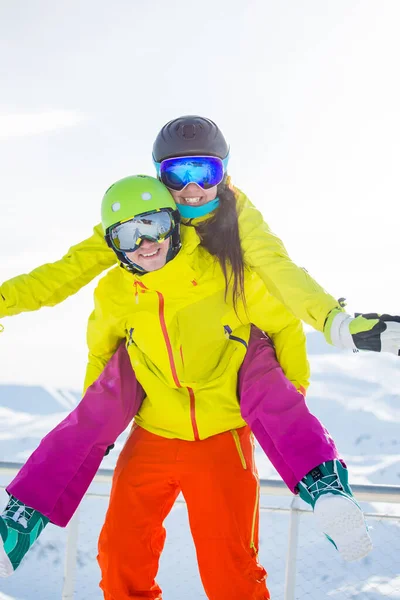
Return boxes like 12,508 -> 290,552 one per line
86,225 -> 310,441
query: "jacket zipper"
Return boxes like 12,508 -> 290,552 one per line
134,280 -> 147,304
224,325 -> 248,349
187,387 -> 200,441
155,290 -> 200,441
132,280 -> 200,441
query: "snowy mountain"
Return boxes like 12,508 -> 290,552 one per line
0,332 -> 399,599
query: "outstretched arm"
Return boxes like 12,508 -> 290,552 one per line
234,184 -> 341,332
0,224 -> 116,318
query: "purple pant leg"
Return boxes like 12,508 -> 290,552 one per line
7,343 -> 143,527
239,327 -> 339,492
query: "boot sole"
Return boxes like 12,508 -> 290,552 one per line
0,538 -> 14,577
314,493 -> 373,562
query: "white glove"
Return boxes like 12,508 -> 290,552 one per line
324,309 -> 400,355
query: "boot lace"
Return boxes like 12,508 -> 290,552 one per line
2,498 -> 35,529
306,463 -> 344,500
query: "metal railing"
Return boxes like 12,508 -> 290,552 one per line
1,461 -> 400,600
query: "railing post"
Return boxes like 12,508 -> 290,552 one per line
284,496 -> 301,600
61,509 -> 80,600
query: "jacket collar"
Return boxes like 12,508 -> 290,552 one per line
124,225 -> 202,292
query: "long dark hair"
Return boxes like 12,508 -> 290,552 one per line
195,183 -> 246,313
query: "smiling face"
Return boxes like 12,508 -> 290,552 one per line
169,183 -> 218,208
125,238 -> 170,272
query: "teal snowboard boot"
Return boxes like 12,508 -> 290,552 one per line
297,460 -> 372,561
0,496 -> 49,576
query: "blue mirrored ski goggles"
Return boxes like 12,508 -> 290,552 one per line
154,155 -> 229,191
107,210 -> 176,253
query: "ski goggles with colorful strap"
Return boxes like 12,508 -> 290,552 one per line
106,209 -> 177,253
154,155 -> 229,191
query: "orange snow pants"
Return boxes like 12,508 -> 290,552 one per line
98,425 -> 270,600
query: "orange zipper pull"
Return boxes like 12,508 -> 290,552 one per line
133,281 -> 139,304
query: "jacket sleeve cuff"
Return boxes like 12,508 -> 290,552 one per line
325,310 -> 357,350
0,293 -> 9,319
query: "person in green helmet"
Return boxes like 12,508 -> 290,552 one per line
101,174 -> 182,272
92,180 -> 275,599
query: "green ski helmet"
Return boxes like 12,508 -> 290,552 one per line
102,175 -> 181,271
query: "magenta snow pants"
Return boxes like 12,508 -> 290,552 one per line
238,327 -> 338,493
7,328 -> 339,527
7,344 -> 144,527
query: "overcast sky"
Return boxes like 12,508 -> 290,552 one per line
1,0 -> 400,389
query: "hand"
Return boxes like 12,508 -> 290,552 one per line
324,309 -> 400,355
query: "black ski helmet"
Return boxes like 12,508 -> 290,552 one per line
152,115 -> 230,162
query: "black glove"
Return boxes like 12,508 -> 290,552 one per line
104,444 -> 115,457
